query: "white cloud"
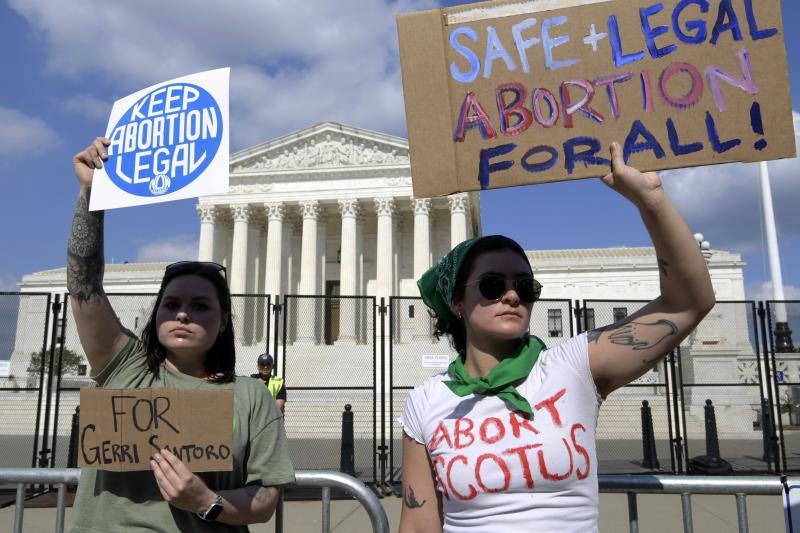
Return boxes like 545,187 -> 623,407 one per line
745,281 -> 800,301
0,107 -> 60,157
8,0 -> 437,148
662,112 -> 800,255
63,94 -> 111,121
0,276 -> 20,291
135,235 -> 198,263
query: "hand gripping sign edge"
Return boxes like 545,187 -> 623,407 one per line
105,82 -> 223,198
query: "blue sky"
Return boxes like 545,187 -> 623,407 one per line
0,0 -> 799,301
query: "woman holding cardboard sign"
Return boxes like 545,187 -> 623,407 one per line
66,136 -> 294,531
398,143 -> 715,533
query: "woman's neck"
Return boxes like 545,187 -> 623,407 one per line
164,351 -> 207,379
463,335 -> 523,378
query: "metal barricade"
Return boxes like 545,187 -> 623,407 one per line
292,471 -> 389,533
600,474 -> 784,533
0,467 -> 78,533
0,468 -> 389,533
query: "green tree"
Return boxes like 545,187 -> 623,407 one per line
27,347 -> 83,378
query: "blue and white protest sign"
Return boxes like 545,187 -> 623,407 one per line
90,68 -> 229,211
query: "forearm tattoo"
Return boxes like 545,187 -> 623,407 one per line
606,319 -> 678,350
588,318 -> 678,367
404,486 -> 426,509
67,189 -> 105,304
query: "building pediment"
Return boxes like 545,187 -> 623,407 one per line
230,122 -> 409,173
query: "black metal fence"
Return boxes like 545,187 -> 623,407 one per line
2,292 -> 800,488
280,295 -> 378,484
766,300 -> 800,473
581,300 -> 677,474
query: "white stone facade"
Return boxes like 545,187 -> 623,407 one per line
4,122 -> 765,442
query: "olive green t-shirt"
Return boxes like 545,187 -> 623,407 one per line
70,336 -> 295,533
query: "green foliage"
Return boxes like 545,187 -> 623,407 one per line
27,347 -> 83,377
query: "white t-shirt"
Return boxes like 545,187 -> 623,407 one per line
399,333 -> 602,533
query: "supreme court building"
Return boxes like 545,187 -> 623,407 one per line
7,122 -> 770,445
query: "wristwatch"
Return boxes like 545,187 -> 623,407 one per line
197,493 -> 224,522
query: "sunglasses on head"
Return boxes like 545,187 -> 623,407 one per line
165,261 -> 227,279
464,274 -> 541,304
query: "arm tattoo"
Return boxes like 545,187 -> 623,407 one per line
587,316 -> 633,344
607,319 -> 678,350
404,486 -> 426,509
67,189 -> 106,305
589,318 -> 677,352
587,324 -> 614,344
658,258 -> 669,277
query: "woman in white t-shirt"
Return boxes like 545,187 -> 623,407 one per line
398,143 -> 716,533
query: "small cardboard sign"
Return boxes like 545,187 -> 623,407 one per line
397,0 -> 796,197
90,68 -> 230,211
79,388 -> 233,472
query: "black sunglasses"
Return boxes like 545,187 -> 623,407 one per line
464,274 -> 541,304
165,261 -> 227,279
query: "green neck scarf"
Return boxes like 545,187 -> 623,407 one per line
444,336 -> 546,416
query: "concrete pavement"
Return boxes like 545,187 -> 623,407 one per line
0,492 -> 787,532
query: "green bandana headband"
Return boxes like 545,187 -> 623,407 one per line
416,236 -> 481,324
444,336 -> 546,415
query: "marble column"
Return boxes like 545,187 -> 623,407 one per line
197,205 -> 216,262
297,200 -> 320,342
263,202 -> 284,297
338,199 -> 360,342
375,197 -> 395,299
255,222 -> 268,342
412,198 -> 432,339
242,218 -> 262,343
316,211 -> 327,344
229,205 -> 251,295
212,209 -> 231,267
412,198 -> 432,279
356,213 -> 366,343
449,193 -> 469,248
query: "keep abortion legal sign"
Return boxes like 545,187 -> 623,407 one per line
89,68 -> 230,211
397,0 -> 796,197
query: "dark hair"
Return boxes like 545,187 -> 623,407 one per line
141,263 -> 236,383
433,235 -> 531,353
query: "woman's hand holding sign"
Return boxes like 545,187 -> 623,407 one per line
72,137 -> 110,189
151,447 -> 281,524
151,448 -> 217,514
600,142 -> 664,212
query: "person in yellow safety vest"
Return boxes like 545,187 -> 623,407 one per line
251,353 -> 286,413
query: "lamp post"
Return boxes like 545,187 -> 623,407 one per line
691,232 -> 720,346
760,162 -> 794,352
694,233 -> 712,263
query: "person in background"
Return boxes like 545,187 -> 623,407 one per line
251,353 -> 286,413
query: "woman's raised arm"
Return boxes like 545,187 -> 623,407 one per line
588,143 -> 716,397
67,137 -> 132,375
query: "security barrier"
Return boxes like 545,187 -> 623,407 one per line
0,468 -> 389,533
600,474 -> 784,533
2,293 -> 800,483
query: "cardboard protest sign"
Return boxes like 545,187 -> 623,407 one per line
397,0 -> 796,198
79,388 -> 233,472
89,68 -> 230,210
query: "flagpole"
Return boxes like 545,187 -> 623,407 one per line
760,161 -> 794,351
